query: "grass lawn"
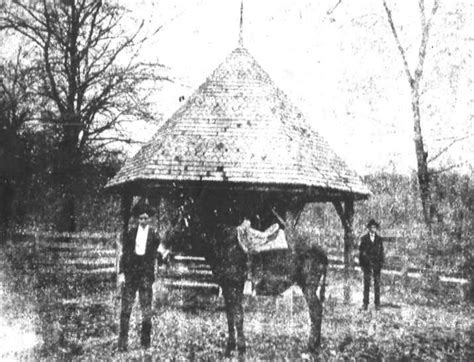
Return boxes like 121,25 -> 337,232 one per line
87,271 -> 472,361
1,242 -> 473,360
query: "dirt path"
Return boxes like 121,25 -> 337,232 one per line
0,247 -> 41,359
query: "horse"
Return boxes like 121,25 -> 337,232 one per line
161,192 -> 328,357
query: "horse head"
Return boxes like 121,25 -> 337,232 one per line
158,192 -> 205,256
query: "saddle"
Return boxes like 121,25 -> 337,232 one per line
237,219 -> 288,254
237,219 -> 290,295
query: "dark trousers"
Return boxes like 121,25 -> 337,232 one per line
119,272 -> 153,348
362,266 -> 381,307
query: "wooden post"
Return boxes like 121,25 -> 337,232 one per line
121,191 -> 132,237
34,231 -> 40,254
115,232 -> 123,330
115,233 -> 122,281
343,199 -> 355,304
116,191 -> 131,321
284,196 -> 306,249
333,198 -> 355,304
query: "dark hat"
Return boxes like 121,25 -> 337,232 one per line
132,200 -> 154,217
366,218 -> 380,228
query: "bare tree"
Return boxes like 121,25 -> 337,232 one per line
381,0 -> 440,229
1,0 -> 166,231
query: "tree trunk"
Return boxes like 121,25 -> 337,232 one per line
55,163 -> 78,232
382,0 -> 441,232
342,200 -> 355,304
56,192 -> 76,232
412,92 -> 432,229
54,113 -> 83,232
333,198 -> 355,304
0,129 -> 21,231
0,179 -> 15,231
55,154 -> 79,232
121,192 -> 132,236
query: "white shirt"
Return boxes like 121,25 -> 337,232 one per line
135,225 -> 149,256
369,233 -> 375,242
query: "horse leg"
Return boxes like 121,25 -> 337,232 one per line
221,281 -> 246,357
299,261 -> 326,354
303,284 -> 323,353
221,285 -> 236,356
234,281 -> 246,356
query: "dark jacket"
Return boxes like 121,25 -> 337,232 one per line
119,226 -> 160,279
359,233 -> 384,270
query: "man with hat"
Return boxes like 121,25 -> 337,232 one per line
117,201 -> 168,352
359,218 -> 384,310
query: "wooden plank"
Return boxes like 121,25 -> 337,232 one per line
16,231 -> 116,239
163,278 -> 219,289
329,264 -> 468,285
173,255 -> 206,263
37,242 -> 114,253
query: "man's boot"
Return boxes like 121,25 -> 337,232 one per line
118,336 -> 128,352
141,320 -> 151,349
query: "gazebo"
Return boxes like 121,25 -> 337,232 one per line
106,4 -> 370,291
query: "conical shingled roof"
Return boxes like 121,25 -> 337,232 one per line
107,47 -> 370,199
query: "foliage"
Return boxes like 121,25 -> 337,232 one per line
0,48 -> 41,228
299,171 -> 473,277
6,168 -> 472,277
9,148 -> 123,232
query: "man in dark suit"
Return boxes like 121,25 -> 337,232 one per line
359,219 -> 384,310
117,203 -> 167,352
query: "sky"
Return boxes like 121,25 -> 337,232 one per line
118,0 -> 472,176
5,0 -> 471,175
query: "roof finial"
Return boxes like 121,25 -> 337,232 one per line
238,0 -> 244,47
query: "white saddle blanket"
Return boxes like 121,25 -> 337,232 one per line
237,219 -> 288,254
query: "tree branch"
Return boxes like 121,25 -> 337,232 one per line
91,136 -> 143,145
428,133 -> 473,163
430,163 -> 464,175
43,29 -> 65,114
3,0 -> 166,156
327,0 -> 344,15
382,0 -> 414,87
414,0 -> 441,85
